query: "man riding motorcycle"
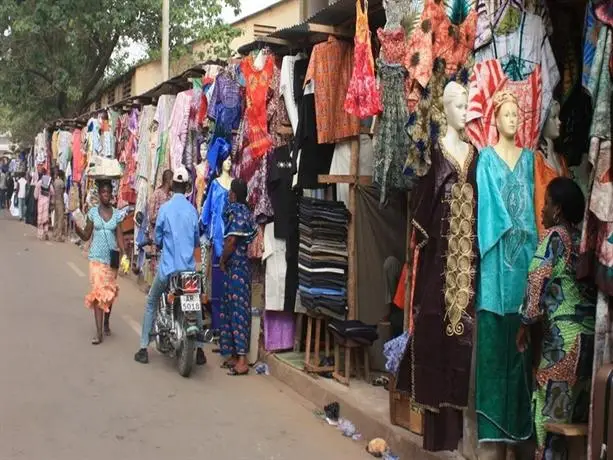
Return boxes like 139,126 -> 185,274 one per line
134,167 -> 206,365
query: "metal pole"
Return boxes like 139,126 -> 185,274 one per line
161,0 -> 170,81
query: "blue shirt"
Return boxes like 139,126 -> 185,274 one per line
155,194 -> 199,277
87,207 -> 120,265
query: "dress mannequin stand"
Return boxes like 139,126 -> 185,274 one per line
396,82 -> 478,453
475,91 -> 537,460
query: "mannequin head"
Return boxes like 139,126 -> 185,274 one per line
442,82 -> 468,131
542,101 -> 561,141
493,91 -> 519,140
222,156 -> 232,174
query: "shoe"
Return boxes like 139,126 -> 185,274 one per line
134,348 -> 149,364
196,348 -> 207,365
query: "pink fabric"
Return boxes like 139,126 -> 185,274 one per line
466,59 -> 542,151
263,311 -> 296,352
72,129 -> 83,182
168,90 -> 193,171
34,180 -> 54,239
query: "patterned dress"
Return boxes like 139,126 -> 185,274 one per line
219,202 -> 257,357
521,226 -> 595,460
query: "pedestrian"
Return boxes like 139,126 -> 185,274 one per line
134,167 -> 207,365
6,172 -> 14,209
74,180 -> 124,345
16,174 -> 27,220
516,177 -> 595,460
52,168 -> 66,242
0,169 -> 7,209
33,169 -> 54,240
219,179 -> 257,376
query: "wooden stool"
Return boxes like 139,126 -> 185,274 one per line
544,423 -> 587,460
303,312 -> 333,374
330,334 -> 370,386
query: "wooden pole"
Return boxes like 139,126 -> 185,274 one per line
403,192 -> 413,331
347,137 -> 359,321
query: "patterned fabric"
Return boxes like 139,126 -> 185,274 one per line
241,54 -> 275,158
207,72 -> 242,137
373,63 -> 413,205
384,331 -> 409,374
534,150 -> 569,238
476,147 -> 538,316
136,105 -> 156,180
377,27 -> 406,65
474,12 -> 559,135
582,1 -> 603,90
86,207 -> 120,265
466,59 -> 542,150
475,0 -> 553,50
404,0 -> 477,109
520,227 -> 595,460
85,261 -> 119,313
405,60 -> 471,177
219,202 -> 257,357
305,36 -> 360,144
344,0 -> 382,118
168,90 -> 193,171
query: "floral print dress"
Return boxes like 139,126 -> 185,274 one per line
219,202 -> 257,358
520,226 -> 595,460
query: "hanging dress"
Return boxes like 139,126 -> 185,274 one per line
373,63 -> 413,205
344,0 -> 382,118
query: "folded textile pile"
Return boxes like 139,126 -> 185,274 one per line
298,197 -> 349,319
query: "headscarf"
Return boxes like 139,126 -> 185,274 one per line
206,136 -> 231,183
493,90 -> 518,116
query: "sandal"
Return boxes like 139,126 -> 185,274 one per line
104,326 -> 112,336
220,361 -> 236,369
227,368 -> 249,376
91,335 -> 103,345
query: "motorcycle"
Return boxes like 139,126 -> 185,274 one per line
142,243 -> 205,378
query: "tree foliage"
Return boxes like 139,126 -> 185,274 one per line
0,0 -> 241,143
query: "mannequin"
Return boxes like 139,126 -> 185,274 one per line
534,101 -> 569,237
395,81 -> 478,452
475,91 -> 537,459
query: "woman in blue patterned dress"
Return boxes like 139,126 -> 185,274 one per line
219,179 -> 256,376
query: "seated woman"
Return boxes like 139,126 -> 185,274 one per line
517,177 -> 595,460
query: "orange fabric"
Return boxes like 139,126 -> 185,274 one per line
392,233 -> 419,334
305,36 -> 360,144
393,263 -> 408,310
241,54 -> 275,158
85,261 -> 119,313
404,0 -> 477,109
534,151 -> 569,238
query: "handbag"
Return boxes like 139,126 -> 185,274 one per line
101,210 -> 120,270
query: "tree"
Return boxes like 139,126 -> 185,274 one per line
0,0 -> 241,143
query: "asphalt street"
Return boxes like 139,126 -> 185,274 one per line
0,211 -> 370,460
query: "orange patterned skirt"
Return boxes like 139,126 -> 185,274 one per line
85,261 -> 119,313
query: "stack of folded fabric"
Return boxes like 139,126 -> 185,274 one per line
298,197 -> 349,319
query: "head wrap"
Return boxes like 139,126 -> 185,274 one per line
493,90 -> 518,116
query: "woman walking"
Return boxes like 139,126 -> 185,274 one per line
219,179 -> 257,376
53,169 -> 66,242
33,169 -> 54,240
517,177 -> 595,460
75,180 -> 124,345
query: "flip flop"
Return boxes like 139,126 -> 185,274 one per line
220,361 -> 235,369
227,368 -> 249,376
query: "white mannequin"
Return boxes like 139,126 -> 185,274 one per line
492,91 -> 522,170
541,101 -> 564,174
441,82 -> 471,172
254,49 -> 267,71
216,156 -> 233,190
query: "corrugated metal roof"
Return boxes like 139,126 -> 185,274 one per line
237,0 -> 385,54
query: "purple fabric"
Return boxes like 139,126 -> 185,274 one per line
207,73 -> 242,133
263,311 -> 296,352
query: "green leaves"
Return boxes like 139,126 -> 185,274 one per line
0,0 -> 240,143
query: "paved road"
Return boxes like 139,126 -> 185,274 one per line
0,212 -> 369,460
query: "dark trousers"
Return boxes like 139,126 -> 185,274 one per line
0,189 -> 6,209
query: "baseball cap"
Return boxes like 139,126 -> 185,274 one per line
173,166 -> 190,184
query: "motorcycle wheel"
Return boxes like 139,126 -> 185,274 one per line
177,336 -> 195,378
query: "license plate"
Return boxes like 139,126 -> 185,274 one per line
180,294 -> 201,312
